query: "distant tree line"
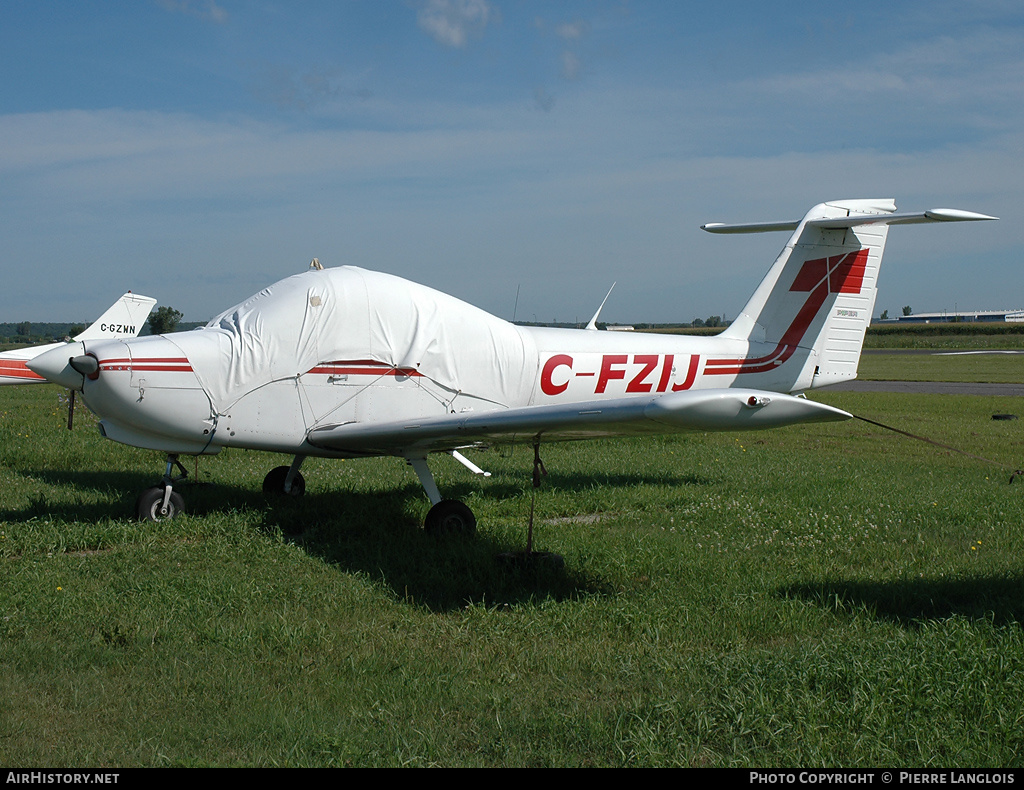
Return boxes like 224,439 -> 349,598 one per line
0,322 -> 79,342
1,304 -> 200,344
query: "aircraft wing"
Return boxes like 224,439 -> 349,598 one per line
306,388 -> 850,455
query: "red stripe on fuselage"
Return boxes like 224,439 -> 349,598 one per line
98,357 -> 194,373
306,360 -> 422,377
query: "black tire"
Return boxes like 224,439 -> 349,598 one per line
136,486 -> 184,522
262,466 -> 306,497
424,499 -> 476,537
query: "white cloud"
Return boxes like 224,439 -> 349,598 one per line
417,0 -> 492,49
754,28 -> 1024,109
561,51 -> 582,81
1,82 -> 1018,324
555,20 -> 590,41
155,0 -> 228,24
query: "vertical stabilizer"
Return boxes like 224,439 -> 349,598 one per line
74,292 -> 158,341
702,199 -> 996,391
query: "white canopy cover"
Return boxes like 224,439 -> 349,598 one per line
189,266 -> 538,414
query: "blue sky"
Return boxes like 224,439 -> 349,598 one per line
1,0 -> 1021,325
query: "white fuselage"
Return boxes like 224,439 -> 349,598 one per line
69,320 -> 781,458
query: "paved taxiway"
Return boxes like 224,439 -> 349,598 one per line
825,380 -> 1024,396
825,349 -> 1024,397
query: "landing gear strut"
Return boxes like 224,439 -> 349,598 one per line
136,454 -> 189,522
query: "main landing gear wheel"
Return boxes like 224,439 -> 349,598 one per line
136,486 -> 185,522
262,465 -> 306,497
424,499 -> 477,537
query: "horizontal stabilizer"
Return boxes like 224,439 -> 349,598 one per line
701,220 -> 800,234
703,206 -> 997,234
808,208 -> 998,230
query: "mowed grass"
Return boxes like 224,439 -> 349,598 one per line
1,380 -> 1023,767
858,350 -> 1024,383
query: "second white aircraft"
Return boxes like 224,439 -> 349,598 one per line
1,292 -> 156,385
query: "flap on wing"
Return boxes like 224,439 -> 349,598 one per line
305,389 -> 850,455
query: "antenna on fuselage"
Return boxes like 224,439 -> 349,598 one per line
585,282 -> 616,330
309,258 -> 323,270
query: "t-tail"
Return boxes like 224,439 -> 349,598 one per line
701,199 -> 997,392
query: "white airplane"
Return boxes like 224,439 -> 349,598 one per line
1,292 -> 157,385
27,199 -> 996,530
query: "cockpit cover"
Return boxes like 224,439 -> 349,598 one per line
188,266 -> 537,414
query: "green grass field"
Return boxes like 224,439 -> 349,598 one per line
2,353 -> 1023,766
858,351 -> 1024,383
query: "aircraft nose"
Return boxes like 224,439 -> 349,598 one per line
27,342 -> 91,390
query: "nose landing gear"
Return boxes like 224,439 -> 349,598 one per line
136,454 -> 189,522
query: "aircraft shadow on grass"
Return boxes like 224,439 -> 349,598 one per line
4,468 -> 163,524
780,577 -> 1024,627
6,465 -> 644,611
11,467 -> 1019,618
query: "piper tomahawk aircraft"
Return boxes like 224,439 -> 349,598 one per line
28,199 -> 996,530
1,292 -> 157,385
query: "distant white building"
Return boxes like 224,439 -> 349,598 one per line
880,310 -> 1024,324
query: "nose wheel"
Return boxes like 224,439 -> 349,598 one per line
136,486 -> 185,522
136,454 -> 189,522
